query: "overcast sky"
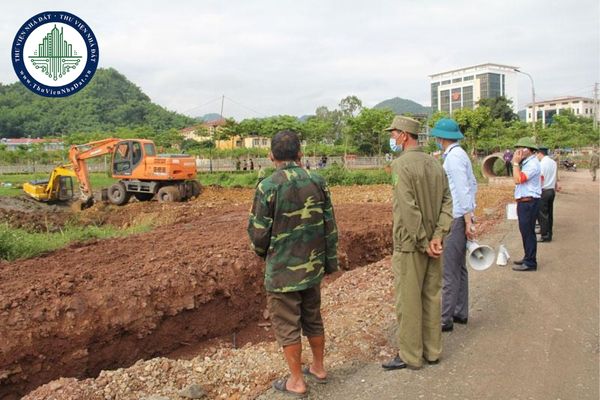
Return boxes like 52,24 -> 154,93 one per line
1,0 -> 598,120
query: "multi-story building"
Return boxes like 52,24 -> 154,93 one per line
429,63 -> 518,113
525,96 -> 598,125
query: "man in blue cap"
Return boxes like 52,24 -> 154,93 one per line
430,118 -> 477,332
511,137 -> 541,271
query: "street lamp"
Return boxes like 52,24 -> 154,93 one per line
514,68 -> 536,138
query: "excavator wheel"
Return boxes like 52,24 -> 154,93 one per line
134,192 -> 154,202
107,182 -> 131,206
191,181 -> 202,198
157,186 -> 181,203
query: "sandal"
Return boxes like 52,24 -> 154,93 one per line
302,366 -> 328,384
272,378 -> 308,398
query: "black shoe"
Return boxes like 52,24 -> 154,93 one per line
512,264 -> 537,271
513,259 -> 525,265
537,236 -> 551,242
382,355 -> 407,370
453,316 -> 468,325
441,323 -> 454,332
425,358 -> 440,365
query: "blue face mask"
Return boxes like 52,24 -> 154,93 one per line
435,141 -> 443,151
390,138 -> 402,152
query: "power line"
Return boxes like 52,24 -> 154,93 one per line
181,97 -> 223,114
224,96 -> 267,118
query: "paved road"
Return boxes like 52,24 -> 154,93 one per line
263,170 -> 599,400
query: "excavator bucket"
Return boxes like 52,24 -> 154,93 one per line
71,197 -> 94,212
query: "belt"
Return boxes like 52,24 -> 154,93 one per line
516,197 -> 533,203
542,188 -> 555,192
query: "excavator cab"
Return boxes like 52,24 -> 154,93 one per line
22,166 -> 75,202
56,175 -> 74,201
112,140 -> 145,176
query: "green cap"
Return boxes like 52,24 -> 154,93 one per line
384,116 -> 421,134
514,137 -> 538,150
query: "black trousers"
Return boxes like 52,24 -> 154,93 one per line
538,189 -> 555,239
517,199 -> 540,268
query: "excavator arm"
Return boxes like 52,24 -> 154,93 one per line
68,138 -> 121,206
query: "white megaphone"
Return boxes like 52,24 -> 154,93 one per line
466,241 -> 495,271
496,244 -> 510,266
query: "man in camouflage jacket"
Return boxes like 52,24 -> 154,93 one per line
248,130 -> 338,396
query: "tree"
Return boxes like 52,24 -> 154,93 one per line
477,96 -> 518,123
347,108 -> 395,156
339,95 -> 363,118
452,107 -> 492,153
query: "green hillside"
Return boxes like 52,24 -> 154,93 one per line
374,97 -> 432,115
0,68 -> 195,138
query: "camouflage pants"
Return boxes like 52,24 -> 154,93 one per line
392,251 -> 442,368
592,168 -> 597,181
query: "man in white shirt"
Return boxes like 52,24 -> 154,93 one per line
430,118 -> 477,332
536,146 -> 558,242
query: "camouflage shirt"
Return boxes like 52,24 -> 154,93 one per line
248,162 -> 338,293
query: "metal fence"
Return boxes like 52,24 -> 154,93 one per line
0,163 -> 106,174
195,156 -> 387,172
0,156 -> 389,174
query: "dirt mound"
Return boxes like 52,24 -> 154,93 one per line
0,203 -> 392,399
0,196 -> 72,232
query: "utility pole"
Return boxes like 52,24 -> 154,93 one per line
514,68 -> 536,139
594,82 -> 599,132
220,95 -> 225,119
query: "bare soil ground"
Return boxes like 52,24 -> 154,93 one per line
0,183 -> 514,399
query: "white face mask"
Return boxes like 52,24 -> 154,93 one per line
389,138 -> 402,152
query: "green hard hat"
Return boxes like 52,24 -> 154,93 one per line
514,137 -> 538,150
430,118 -> 464,140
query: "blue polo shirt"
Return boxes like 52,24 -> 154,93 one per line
514,155 -> 542,199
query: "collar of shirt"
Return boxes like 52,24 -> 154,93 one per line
443,142 -> 460,156
277,161 -> 300,170
521,154 -> 536,166
404,146 -> 424,154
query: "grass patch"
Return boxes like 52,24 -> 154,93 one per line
0,172 -> 117,197
0,222 -> 152,261
198,166 -> 391,188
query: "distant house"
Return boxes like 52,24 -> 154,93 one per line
180,126 -> 211,142
180,118 -> 228,143
202,118 -> 227,136
0,138 -> 64,151
243,135 -> 271,149
215,135 -> 243,150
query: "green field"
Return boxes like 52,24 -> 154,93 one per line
0,172 -> 117,197
0,222 -> 152,261
0,167 -> 394,198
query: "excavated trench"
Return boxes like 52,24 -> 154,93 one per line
0,203 -> 392,400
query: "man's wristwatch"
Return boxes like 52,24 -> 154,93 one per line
513,163 -> 519,167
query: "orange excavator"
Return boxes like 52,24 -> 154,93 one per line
69,138 -> 201,208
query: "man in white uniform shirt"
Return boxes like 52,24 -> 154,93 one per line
536,146 -> 558,242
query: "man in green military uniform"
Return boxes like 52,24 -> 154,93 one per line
248,130 -> 338,397
382,116 -> 453,370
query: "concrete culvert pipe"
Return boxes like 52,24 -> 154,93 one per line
482,152 -> 511,180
